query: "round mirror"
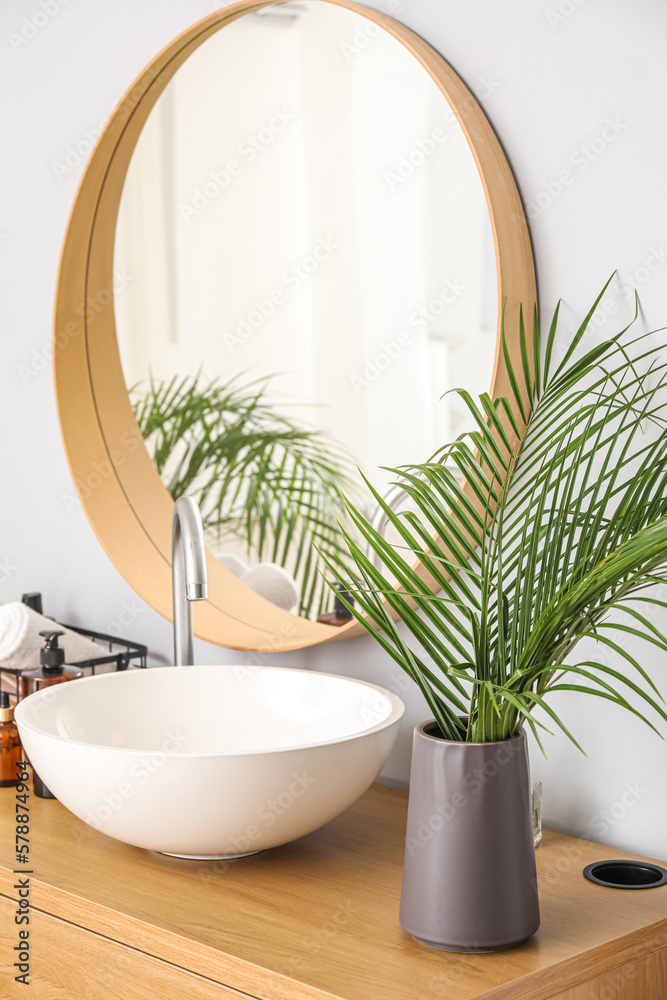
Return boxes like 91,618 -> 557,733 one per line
54,0 -> 535,651
113,1 -> 498,621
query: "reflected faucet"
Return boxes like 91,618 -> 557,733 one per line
367,462 -> 465,570
368,482 -> 410,570
172,496 -> 208,666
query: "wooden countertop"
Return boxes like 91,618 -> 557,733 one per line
1,783 -> 666,1000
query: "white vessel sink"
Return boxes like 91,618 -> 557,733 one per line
15,666 -> 403,858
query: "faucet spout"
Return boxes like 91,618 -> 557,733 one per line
172,496 -> 208,666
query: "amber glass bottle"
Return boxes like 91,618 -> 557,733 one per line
19,630 -> 84,698
0,691 -> 22,787
20,631 -> 83,797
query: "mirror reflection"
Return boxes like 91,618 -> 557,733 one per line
114,0 -> 497,620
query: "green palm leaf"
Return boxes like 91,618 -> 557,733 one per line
132,371 -> 361,619
328,282 -> 667,746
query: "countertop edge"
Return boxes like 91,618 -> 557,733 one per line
0,873 -> 343,1000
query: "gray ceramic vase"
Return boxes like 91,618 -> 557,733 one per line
399,721 -> 540,952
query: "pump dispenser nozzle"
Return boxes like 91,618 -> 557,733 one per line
39,630 -> 66,673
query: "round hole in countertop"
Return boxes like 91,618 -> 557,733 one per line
583,860 -> 667,889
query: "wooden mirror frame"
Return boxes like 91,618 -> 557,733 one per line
53,0 -> 536,653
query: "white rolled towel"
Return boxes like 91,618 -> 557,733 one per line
0,603 -> 104,674
215,554 -> 300,613
240,563 -> 300,613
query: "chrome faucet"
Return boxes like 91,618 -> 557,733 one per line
172,496 -> 208,666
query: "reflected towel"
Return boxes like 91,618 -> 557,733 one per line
240,563 -> 300,614
0,603 -> 103,673
215,555 -> 300,613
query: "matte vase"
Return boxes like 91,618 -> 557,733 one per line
399,721 -> 540,952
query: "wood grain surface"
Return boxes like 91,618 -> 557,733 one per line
1,784 -> 666,999
0,896 -> 252,1000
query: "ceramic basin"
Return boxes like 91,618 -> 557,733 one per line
15,665 -> 404,858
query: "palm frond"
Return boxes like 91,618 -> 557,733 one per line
328,283 -> 667,746
132,371 -> 360,619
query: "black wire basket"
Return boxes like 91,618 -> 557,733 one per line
56,622 -> 148,673
0,604 -> 147,704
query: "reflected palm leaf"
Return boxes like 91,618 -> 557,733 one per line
132,372 -> 360,619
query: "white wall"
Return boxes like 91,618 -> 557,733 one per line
1,0 -> 667,860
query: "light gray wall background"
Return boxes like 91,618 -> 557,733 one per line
1,0 -> 666,859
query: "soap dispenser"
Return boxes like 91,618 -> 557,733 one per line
317,584 -> 355,627
0,692 -> 22,787
20,630 -> 84,798
20,631 -> 84,698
